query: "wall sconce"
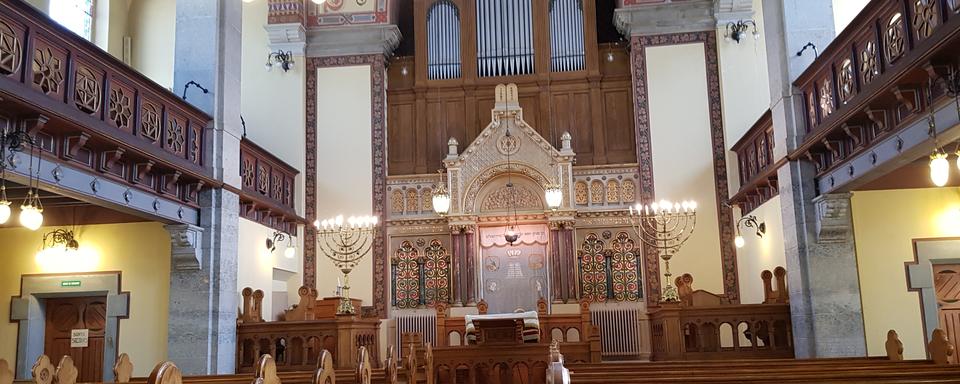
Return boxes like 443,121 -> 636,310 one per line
265,50 -> 295,72
725,20 -> 759,44
265,231 -> 296,258
43,229 -> 80,252
734,215 -> 766,248
432,169 -> 451,216
544,184 -> 563,211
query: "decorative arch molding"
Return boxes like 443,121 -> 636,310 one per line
465,163 -> 550,215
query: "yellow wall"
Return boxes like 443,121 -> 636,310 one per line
734,196 -> 787,304
127,0 -> 175,89
646,43 -> 724,295
0,222 -> 170,376
315,65 -> 375,305
237,218 -> 302,321
851,187 -> 960,359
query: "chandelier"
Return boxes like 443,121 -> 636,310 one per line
1,127 -> 43,229
432,169 -> 451,216
503,128 -> 520,245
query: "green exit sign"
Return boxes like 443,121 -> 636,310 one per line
61,281 -> 81,287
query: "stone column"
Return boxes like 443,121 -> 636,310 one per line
464,226 -> 478,306
762,1 -> 867,357
450,227 -> 463,306
549,224 -> 563,303
169,0 -> 244,374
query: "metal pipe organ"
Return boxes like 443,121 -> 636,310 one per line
427,1 -> 462,80
549,0 -> 585,72
475,0 -> 534,77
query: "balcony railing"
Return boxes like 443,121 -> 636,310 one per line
0,0 -> 214,205
239,138 -> 300,234
790,0 -> 960,177
730,110 -> 782,214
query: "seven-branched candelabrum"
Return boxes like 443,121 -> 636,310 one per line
627,200 -> 698,303
314,215 -> 379,315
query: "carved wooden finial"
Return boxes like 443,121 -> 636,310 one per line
312,350 -> 335,384
255,355 -> 281,384
929,328 -> 955,365
537,297 -> 548,315
1,359 -> 14,384
147,362 -> 182,384
477,299 -> 489,315
355,347 -> 372,384
114,353 -> 134,383
885,330 -> 904,361
549,340 -> 564,364
32,355 -> 54,384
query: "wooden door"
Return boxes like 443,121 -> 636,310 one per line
934,264 -> 960,364
44,296 -> 107,382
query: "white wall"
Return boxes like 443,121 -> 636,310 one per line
237,218 -> 302,321
833,0 -> 871,35
646,43 -> 724,294
315,65 -> 375,304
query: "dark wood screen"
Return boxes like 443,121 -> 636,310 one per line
387,0 -> 635,175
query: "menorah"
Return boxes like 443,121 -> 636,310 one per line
627,199 -> 697,303
314,214 -> 379,315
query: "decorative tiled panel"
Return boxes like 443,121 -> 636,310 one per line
386,174 -> 442,220
572,165 -> 640,210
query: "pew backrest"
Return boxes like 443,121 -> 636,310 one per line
253,355 -> 280,384
1,359 -> 14,384
404,344 -> 417,384
147,362 -> 182,384
423,344 -> 434,384
31,355 -> 54,384
355,347 -> 372,384
312,350 -> 335,384
383,346 -> 397,384
55,356 -> 77,384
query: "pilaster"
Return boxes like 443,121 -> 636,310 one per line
763,0 -> 866,357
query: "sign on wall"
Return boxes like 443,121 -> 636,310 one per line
70,329 -> 89,348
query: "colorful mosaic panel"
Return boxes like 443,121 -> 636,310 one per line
610,232 -> 641,302
393,241 -> 420,309
423,240 -> 450,306
579,233 -> 608,303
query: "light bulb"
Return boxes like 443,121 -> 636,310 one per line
0,200 -> 10,224
545,186 -> 563,210
735,235 -> 746,248
19,205 -> 43,231
311,0 -> 326,4
930,152 -> 950,187
242,0 -> 256,3
284,246 -> 296,259
265,62 -> 273,72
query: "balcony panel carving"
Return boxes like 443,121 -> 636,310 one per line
731,111 -> 780,214
239,138 -> 300,233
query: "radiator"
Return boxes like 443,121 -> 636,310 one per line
590,304 -> 646,359
394,311 -> 437,358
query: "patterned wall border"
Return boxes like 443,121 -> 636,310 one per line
630,31 -> 741,306
305,54 -> 389,318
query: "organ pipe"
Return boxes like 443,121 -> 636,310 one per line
549,0 -> 584,72
427,1 -> 462,80
475,0 -> 534,77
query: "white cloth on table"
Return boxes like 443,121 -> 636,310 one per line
464,311 -> 540,343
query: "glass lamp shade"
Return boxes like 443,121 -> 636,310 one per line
735,235 -> 746,249
284,246 -> 296,259
504,228 -> 520,245
931,152 -> 950,187
432,191 -> 451,215
19,205 -> 43,231
0,200 -> 10,224
545,186 -> 563,210
311,0 -> 326,4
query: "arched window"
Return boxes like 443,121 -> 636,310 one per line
476,0 -> 534,77
427,1 -> 462,80
549,0 -> 585,72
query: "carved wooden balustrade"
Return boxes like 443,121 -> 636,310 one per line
791,0 -> 960,182
236,315 -> 381,373
0,1 -> 214,206
649,269 -> 794,361
239,138 -> 299,233
730,110 -> 782,214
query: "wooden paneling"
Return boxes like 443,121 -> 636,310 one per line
44,296 -> 106,382
386,0 -> 635,175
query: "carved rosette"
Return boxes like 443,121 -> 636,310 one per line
166,118 -> 186,154
838,59 -> 855,103
140,103 -> 161,143
859,41 -> 879,85
819,79 -> 834,118
912,0 -> 937,41
109,88 -> 132,130
32,47 -> 63,94
74,66 -> 102,114
884,13 -> 906,64
0,20 -> 22,75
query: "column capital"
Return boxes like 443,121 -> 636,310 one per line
265,23 -> 307,55
164,224 -> 204,270
812,192 -> 853,244
614,0 -> 715,37
306,24 -> 401,58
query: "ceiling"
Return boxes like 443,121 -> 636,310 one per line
0,178 -> 147,229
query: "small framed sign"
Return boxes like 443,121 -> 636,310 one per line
70,329 -> 89,348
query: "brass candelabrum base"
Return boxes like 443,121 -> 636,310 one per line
337,273 -> 355,315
